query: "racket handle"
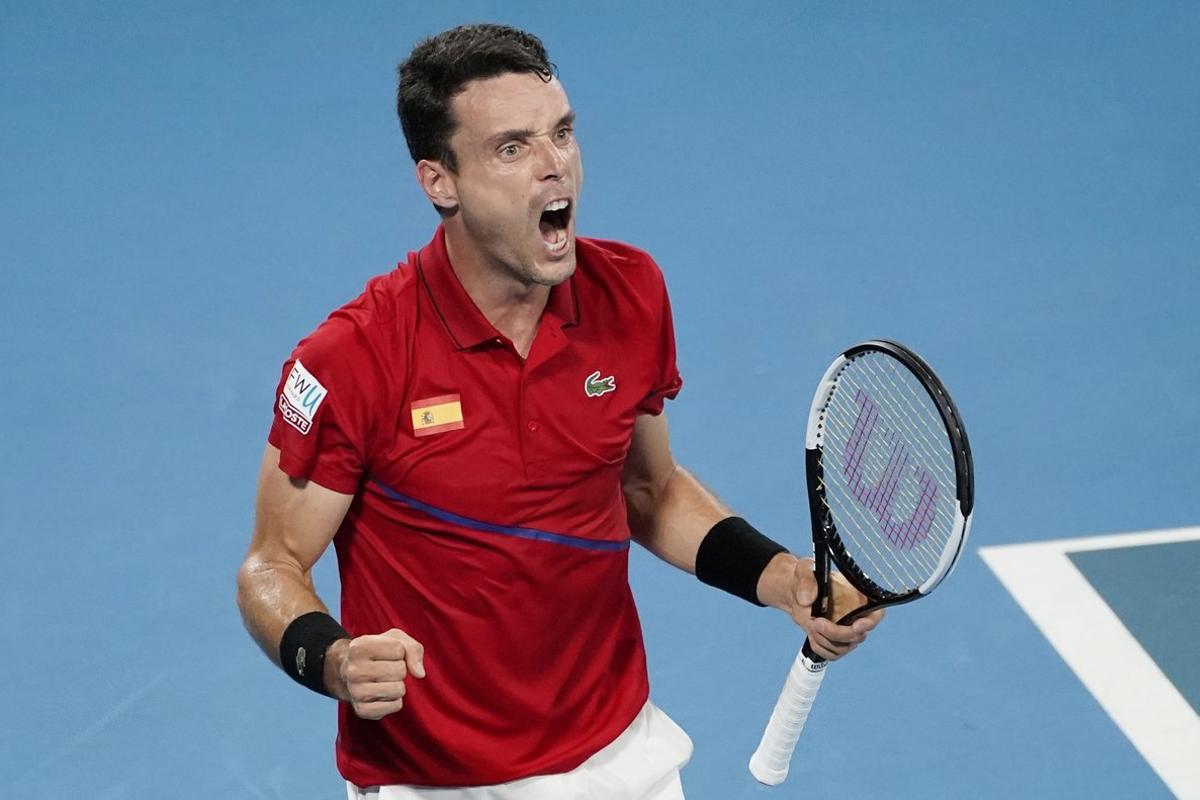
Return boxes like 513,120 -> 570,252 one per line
748,642 -> 827,785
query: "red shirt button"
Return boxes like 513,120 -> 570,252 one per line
527,420 -> 540,432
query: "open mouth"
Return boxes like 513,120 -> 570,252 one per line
538,198 -> 572,253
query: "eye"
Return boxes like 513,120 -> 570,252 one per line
555,127 -> 574,143
499,143 -> 522,159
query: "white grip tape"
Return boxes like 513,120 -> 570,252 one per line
748,648 -> 827,785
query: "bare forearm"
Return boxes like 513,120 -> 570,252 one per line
236,556 -> 331,669
625,462 -> 804,606
622,413 -> 787,603
626,464 -> 731,573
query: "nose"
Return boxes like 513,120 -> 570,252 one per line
533,136 -> 566,181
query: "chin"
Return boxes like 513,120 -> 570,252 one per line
534,253 -> 576,286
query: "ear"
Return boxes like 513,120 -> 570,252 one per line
416,159 -> 458,211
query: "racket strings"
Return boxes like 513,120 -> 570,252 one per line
821,457 -> 947,592
822,404 -> 957,531
852,360 -> 958,485
822,487 -> 942,589
825,393 -> 955,520
818,442 -> 944,589
836,355 -> 957,494
821,403 -> 953,579
817,353 -> 960,594
813,471 -> 939,596
820,463 -> 950,565
823,439 -> 951,580
824,383 -> 955,540
821,472 -> 942,591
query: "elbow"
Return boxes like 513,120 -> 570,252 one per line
621,476 -> 652,528
235,560 -> 251,619
622,465 -> 677,541
623,464 -> 676,508
235,554 -> 265,621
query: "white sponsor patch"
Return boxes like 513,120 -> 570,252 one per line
278,359 -> 328,435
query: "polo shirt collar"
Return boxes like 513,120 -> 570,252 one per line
416,225 -> 579,350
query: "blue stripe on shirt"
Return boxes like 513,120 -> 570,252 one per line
370,479 -> 631,553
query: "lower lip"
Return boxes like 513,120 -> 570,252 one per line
546,234 -> 569,254
541,221 -> 572,256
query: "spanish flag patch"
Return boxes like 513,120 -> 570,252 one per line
411,393 -> 464,437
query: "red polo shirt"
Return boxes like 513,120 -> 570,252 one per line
266,227 -> 682,787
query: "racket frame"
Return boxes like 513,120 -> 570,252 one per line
805,339 -> 974,631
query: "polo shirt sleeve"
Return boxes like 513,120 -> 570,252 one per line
636,263 -> 683,416
266,317 -> 374,495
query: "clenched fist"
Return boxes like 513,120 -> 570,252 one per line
324,629 -> 426,720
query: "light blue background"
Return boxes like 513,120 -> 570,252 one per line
2,2 -> 1197,798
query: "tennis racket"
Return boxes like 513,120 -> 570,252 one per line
748,339 -> 974,785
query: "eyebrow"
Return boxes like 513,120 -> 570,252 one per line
488,110 -> 576,147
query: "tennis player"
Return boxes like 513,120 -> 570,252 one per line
236,24 -> 883,800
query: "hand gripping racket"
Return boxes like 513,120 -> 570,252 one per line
748,340 -> 974,785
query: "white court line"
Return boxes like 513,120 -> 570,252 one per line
980,527 -> 1200,800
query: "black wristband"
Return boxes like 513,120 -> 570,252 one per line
695,516 -> 788,606
279,611 -> 350,697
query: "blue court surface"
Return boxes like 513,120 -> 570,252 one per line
3,3 -> 1198,798
1071,541 -> 1200,716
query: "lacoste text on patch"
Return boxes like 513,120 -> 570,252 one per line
279,360 -> 327,435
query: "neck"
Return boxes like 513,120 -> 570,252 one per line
443,222 -> 548,357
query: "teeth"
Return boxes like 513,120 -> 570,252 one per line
543,199 -> 569,212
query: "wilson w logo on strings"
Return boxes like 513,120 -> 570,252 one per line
840,389 -> 939,549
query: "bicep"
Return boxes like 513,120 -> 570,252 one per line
248,444 -> 355,575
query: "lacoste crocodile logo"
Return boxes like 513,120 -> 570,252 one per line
584,370 -> 617,398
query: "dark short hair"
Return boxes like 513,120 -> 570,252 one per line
397,24 -> 555,171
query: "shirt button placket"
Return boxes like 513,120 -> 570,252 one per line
524,418 -> 543,477
519,371 -> 542,478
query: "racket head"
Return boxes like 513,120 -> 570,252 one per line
805,340 -> 974,618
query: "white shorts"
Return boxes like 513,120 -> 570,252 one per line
346,700 -> 693,800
